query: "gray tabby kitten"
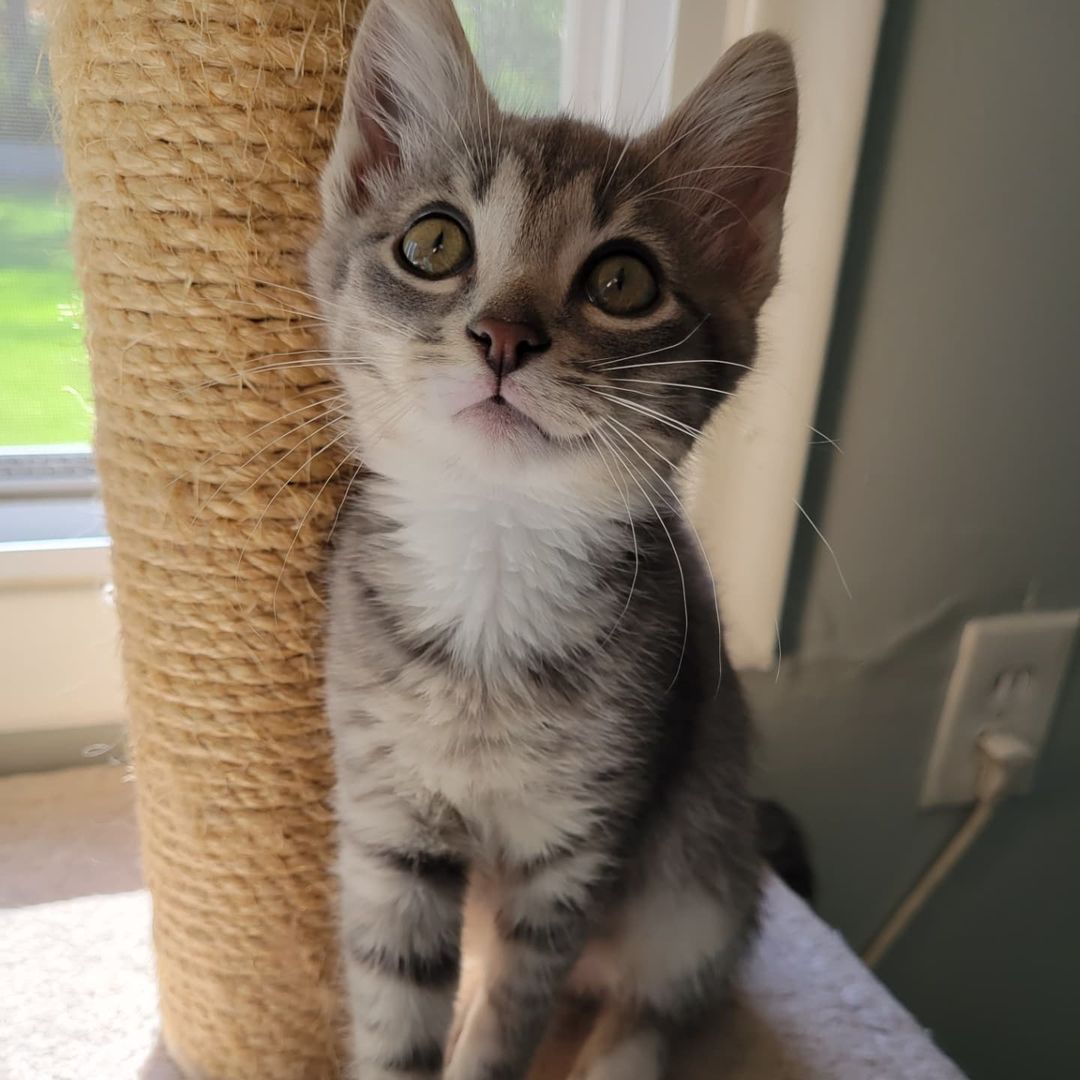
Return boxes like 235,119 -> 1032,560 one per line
310,1 -> 796,1077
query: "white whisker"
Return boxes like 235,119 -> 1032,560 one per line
597,422 -> 689,691
603,416 -> 724,696
604,357 -> 750,374
232,294 -> 328,325
328,458 -> 366,544
607,374 -> 842,452
616,106 -> 740,197
599,383 -> 673,398
610,378 -> 736,399
588,431 -> 640,648
222,410 -> 347,514
587,316 -> 710,369
249,277 -> 419,339
793,497 -> 853,599
234,428 -> 348,588
186,397 -> 347,517
190,355 -> 376,393
635,162 -> 791,204
640,184 -> 749,229
587,388 -> 701,441
272,446 -> 359,617
599,125 -> 635,200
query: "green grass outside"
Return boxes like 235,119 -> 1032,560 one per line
0,0 -> 562,450
0,191 -> 93,447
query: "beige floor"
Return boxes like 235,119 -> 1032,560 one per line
0,765 -> 966,1080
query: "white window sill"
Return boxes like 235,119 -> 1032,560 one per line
0,536 -> 112,587
0,533 -> 123,735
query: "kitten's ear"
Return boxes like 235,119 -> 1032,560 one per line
322,0 -> 494,219
647,32 -> 797,311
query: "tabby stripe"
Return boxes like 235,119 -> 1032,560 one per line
515,844 -> 576,879
372,846 -> 467,890
349,940 -> 460,988
378,1040 -> 444,1074
499,913 -> 581,955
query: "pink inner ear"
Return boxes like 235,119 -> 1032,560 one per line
739,120 -> 797,221
350,107 -> 400,204
693,103 -> 797,298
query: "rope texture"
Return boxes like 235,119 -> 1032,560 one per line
48,2 -> 366,1075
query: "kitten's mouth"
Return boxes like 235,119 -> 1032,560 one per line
457,394 -> 550,443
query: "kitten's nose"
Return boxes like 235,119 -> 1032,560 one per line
467,318 -> 550,377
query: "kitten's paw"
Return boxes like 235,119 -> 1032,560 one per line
570,1019 -> 665,1080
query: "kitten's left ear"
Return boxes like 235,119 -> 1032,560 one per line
646,32 -> 797,311
322,0 -> 495,220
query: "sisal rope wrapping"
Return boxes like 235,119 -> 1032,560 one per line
49,1 -> 366,1076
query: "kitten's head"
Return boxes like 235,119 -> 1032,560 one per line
311,0 -> 796,497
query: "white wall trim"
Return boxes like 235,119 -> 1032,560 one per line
0,539 -> 125,733
0,537 -> 111,587
562,0 -> 679,131
686,0 -> 886,669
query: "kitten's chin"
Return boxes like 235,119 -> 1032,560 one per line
454,397 -> 553,451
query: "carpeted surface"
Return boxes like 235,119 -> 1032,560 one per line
0,766 -> 966,1079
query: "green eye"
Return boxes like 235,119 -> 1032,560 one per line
400,214 -> 472,279
585,252 -> 658,316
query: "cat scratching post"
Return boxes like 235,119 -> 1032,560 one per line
49,1 -> 366,1076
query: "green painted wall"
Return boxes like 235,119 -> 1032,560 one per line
745,2 -> 1080,1076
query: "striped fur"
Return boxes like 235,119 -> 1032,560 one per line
310,2 -> 797,1077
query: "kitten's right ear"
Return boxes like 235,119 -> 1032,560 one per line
322,0 -> 493,220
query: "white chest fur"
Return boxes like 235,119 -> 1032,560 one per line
373,467 -> 616,670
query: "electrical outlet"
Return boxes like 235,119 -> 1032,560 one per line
920,610 -> 1079,808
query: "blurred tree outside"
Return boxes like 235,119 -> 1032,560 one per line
455,0 -> 565,114
0,0 -> 569,448
0,0 -> 91,448
1,0 -> 52,141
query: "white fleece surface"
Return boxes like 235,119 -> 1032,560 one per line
0,766 -> 966,1080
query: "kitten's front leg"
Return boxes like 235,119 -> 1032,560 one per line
446,852 -> 603,1080
338,793 -> 466,1080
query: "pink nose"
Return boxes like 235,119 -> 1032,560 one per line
467,318 -> 550,377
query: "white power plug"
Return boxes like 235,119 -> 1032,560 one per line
921,610 -> 1079,808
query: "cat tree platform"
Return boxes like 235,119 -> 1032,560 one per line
1,765 -> 965,1080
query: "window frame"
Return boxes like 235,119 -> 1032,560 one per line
681,0 -> 886,670
0,536 -> 124,734
561,0 -> 680,129
0,0 -> 884,735
0,445 -> 97,499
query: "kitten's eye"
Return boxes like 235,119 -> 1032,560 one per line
400,214 -> 472,279
585,253 -> 658,316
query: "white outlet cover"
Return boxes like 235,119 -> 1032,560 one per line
921,610 -> 1080,808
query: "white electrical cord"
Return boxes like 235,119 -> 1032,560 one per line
862,731 -> 1034,969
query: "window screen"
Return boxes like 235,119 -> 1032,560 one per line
1,0 -> 91,451
455,0 -> 566,113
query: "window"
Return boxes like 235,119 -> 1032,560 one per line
1,0 -> 675,523
456,0 -> 678,130
456,0 -> 566,113
1,0 -> 100,550
1,0 -> 92,453
0,0 -> 883,736
1,0 -> 677,528
1,0 -> 114,737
